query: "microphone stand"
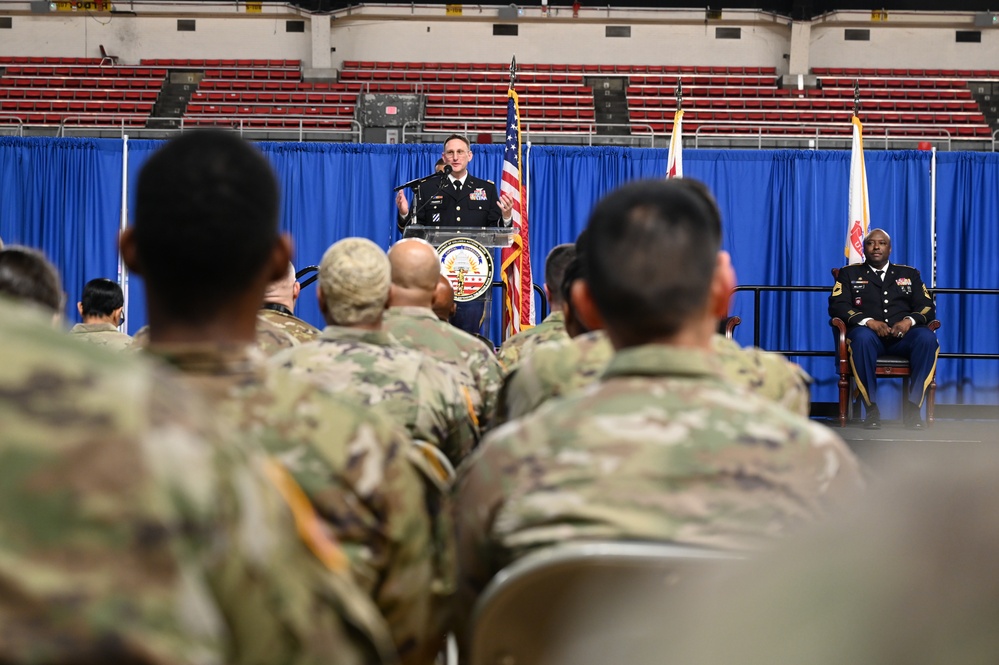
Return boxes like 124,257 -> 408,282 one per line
394,166 -> 452,228
412,175 -> 449,224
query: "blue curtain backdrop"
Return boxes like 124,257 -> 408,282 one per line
1,136 -> 996,409
0,137 -> 124,323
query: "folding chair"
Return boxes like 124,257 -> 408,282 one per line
470,540 -> 740,665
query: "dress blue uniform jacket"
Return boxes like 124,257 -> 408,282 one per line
406,174 -> 503,229
829,262 -> 935,328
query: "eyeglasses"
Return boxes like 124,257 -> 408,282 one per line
443,149 -> 469,158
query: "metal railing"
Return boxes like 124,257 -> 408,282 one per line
178,117 -> 363,143
58,115 -> 148,137
694,123 -> 953,150
733,284 -> 999,362
0,114 -> 25,136
57,115 -> 364,142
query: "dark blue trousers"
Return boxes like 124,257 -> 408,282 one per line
847,325 -> 939,407
452,298 -> 486,336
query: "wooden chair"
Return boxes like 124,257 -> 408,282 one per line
830,317 -> 939,427
829,267 -> 939,427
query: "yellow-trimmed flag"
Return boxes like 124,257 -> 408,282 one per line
846,115 -> 870,264
666,108 -> 684,178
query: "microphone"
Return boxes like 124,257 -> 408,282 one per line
393,164 -> 455,192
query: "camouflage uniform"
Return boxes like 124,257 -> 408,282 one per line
383,306 -> 503,430
0,298 -> 395,665
713,334 -> 812,417
68,321 -> 133,351
271,325 -> 479,465
456,343 -> 863,620
497,331 -> 812,423
146,342 -> 443,665
259,305 -> 320,345
497,311 -> 568,371
134,318 -> 316,358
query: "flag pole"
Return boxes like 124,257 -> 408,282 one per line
501,54 -> 533,337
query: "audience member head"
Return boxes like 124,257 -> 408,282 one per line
544,243 -> 576,309
264,262 -> 300,312
318,238 -> 391,328
432,274 -> 456,322
0,246 -> 64,317
435,158 -> 446,173
559,256 -> 589,338
574,178 -> 732,350
122,130 -> 288,333
77,277 -> 124,325
387,238 -> 441,308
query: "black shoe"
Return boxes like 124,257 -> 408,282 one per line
864,404 -> 882,430
904,401 -> 925,430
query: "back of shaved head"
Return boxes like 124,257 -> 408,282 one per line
432,274 -> 456,322
388,238 -> 441,306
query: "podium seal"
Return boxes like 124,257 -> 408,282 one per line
437,237 -> 493,303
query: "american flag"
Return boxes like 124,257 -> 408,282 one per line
500,88 -> 534,337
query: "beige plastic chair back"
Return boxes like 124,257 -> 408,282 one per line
470,540 -> 740,665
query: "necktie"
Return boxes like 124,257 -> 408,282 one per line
875,269 -> 885,281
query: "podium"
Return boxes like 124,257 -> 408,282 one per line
402,225 -> 515,248
403,225 -> 515,336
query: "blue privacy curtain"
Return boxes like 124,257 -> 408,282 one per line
2,135 -> 995,410
0,137 -> 124,323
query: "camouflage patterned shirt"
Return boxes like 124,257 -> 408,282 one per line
497,311 -> 568,372
383,306 -> 503,430
498,332 -> 813,423
259,305 -> 320,345
0,298 -> 395,665
271,325 -> 479,465
145,342 -> 440,665
132,319 -> 309,359
69,321 -> 133,352
457,343 -> 863,616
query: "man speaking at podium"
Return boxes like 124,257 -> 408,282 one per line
400,134 -> 515,335
411,134 -> 515,228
